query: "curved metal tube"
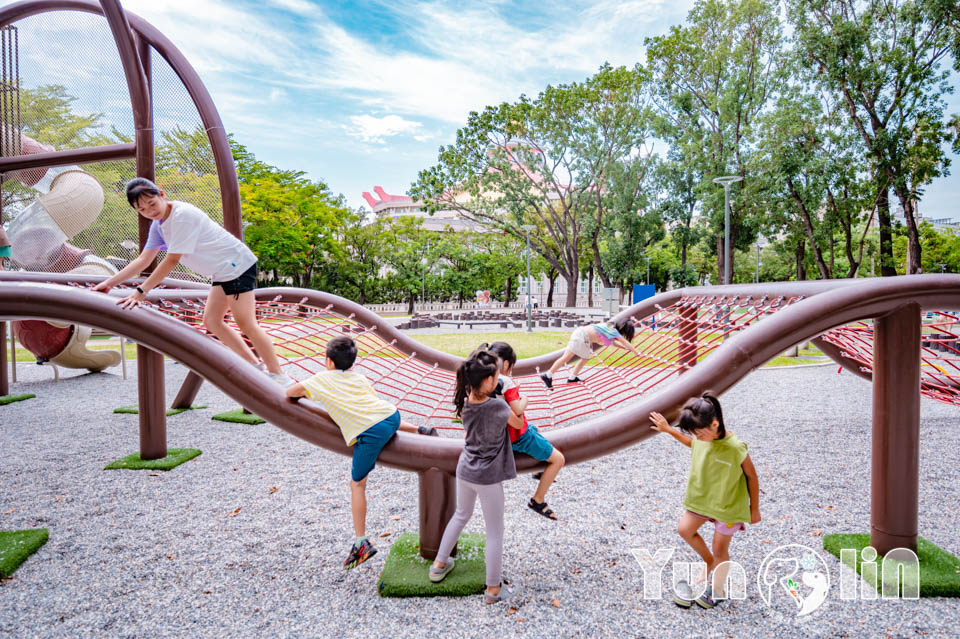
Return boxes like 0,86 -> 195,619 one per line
0,0 -> 243,238
1,275 -> 957,474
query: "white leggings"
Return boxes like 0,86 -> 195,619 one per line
435,478 -> 505,587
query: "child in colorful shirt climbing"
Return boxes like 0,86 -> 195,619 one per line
649,393 -> 761,609
286,336 -> 434,569
540,319 -> 640,388
486,341 -> 565,520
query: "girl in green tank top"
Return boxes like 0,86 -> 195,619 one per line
649,393 -> 761,609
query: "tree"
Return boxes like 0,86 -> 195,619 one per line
411,63 -> 651,306
232,141 -> 348,288
758,87 -> 874,278
789,0 -> 960,274
645,0 -> 785,281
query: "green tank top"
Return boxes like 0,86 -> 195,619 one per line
683,433 -> 751,524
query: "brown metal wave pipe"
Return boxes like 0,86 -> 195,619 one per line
1,275 -> 958,473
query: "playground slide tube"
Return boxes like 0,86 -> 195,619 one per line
1,275 -> 958,474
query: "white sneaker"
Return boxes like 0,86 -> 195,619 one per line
266,371 -> 295,388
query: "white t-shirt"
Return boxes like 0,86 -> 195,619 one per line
150,201 -> 257,282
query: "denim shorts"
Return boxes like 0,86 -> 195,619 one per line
511,424 -> 554,462
351,410 -> 400,482
213,262 -> 257,297
687,510 -> 746,536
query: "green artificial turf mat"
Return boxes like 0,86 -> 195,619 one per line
104,448 -> 202,471
0,393 -> 35,406
212,409 -> 265,424
113,404 -> 206,416
379,532 -> 486,597
824,533 -> 960,597
0,528 -> 49,577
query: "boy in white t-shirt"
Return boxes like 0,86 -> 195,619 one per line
94,178 -> 291,386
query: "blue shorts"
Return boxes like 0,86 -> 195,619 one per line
351,410 -> 400,482
511,424 -> 554,462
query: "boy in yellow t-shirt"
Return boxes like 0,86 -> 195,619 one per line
286,336 -> 435,569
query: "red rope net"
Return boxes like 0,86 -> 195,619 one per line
150,292 -> 812,431
47,281 -> 960,428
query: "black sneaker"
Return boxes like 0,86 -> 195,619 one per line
418,425 -> 439,436
566,376 -> 583,384
695,583 -> 724,609
343,538 -> 377,570
540,373 -> 553,389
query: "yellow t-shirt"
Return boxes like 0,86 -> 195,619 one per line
300,369 -> 397,445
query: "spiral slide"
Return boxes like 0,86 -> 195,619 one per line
3,129 -> 121,372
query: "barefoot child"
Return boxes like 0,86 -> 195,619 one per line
94,178 -> 290,385
649,393 -> 761,609
486,341 -> 565,520
286,336 -> 435,569
429,348 -> 523,603
540,319 -> 640,388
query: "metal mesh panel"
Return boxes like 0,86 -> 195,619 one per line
0,10 -> 226,282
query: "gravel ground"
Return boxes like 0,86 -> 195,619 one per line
1,359 -> 958,638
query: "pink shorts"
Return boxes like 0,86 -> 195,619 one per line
687,510 -> 746,536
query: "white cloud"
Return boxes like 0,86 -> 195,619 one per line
346,114 -> 422,143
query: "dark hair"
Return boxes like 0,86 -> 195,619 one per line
486,341 -> 516,370
677,392 -> 726,438
614,319 -> 636,342
325,336 -> 357,370
125,177 -> 163,207
453,349 -> 500,417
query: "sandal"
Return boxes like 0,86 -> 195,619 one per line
483,575 -> 516,604
528,498 -> 558,520
429,558 -> 455,583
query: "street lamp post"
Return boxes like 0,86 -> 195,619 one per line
712,175 -> 743,285
421,240 -> 430,313
521,225 -> 534,333
756,242 -> 760,283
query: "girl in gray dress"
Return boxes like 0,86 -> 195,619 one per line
428,349 -> 524,603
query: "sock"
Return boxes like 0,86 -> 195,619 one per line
543,371 -> 553,379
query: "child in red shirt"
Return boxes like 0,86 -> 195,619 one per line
487,341 -> 565,520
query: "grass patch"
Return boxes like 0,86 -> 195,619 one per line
416,331 -> 573,359
763,357 -> 824,367
0,529 -> 49,578
0,393 -> 35,406
379,532 -> 486,598
113,404 -> 206,416
104,448 -> 202,471
823,533 -> 960,597
212,409 -> 265,425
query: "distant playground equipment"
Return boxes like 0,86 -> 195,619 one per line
0,2 -> 957,575
2,128 -> 120,372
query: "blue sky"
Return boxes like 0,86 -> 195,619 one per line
109,0 -> 959,220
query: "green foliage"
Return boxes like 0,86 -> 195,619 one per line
789,0 -> 959,274
411,63 -> 652,306
232,141 -> 349,288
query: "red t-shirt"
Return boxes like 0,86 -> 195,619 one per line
501,375 -> 528,442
